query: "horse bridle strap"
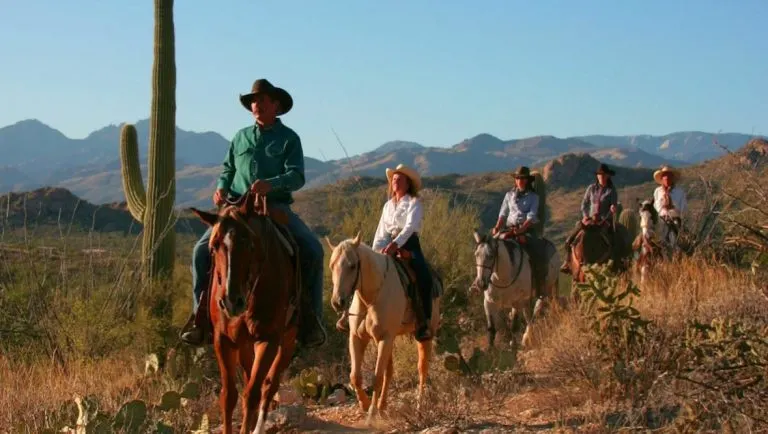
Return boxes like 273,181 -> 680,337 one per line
477,238 -> 523,289
343,250 -> 392,316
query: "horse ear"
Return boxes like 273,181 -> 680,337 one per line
473,230 -> 482,244
324,236 -> 336,250
352,231 -> 361,246
189,207 -> 218,227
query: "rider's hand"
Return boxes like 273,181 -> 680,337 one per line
610,205 -> 617,214
382,242 -> 398,256
491,226 -> 500,236
581,216 -> 591,226
213,189 -> 226,206
250,180 -> 272,195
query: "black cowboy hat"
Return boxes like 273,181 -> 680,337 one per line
239,79 -> 293,115
595,163 -> 616,176
511,166 -> 535,181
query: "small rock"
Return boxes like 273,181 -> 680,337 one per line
274,385 -> 300,405
265,404 -> 306,431
326,388 -> 346,405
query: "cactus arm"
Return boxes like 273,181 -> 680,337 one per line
119,124 -> 147,221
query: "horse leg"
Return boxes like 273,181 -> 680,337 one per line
240,340 -> 279,434
521,305 -> 535,348
416,338 -> 432,409
214,335 -> 239,434
483,296 -> 498,349
254,327 -> 299,434
366,337 -> 395,427
378,356 -> 394,412
349,330 -> 371,413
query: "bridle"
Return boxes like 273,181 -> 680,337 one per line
208,204 -> 272,310
335,246 -> 391,314
475,236 -> 523,289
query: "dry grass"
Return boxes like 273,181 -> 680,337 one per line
0,351 -> 218,433
526,256 -> 768,431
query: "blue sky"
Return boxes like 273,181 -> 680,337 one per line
1,0 -> 766,160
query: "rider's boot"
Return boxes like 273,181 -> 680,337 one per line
560,241 -> 573,273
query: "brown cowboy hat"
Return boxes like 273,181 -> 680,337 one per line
239,79 -> 293,115
595,163 -> 616,176
385,164 -> 422,193
511,166 -> 536,181
653,165 -> 681,184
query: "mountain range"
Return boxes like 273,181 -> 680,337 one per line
0,118 -> 760,208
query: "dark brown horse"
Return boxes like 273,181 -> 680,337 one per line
567,209 -> 638,288
190,192 -> 299,434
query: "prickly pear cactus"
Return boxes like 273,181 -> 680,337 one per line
113,400 -> 147,433
291,367 -> 331,401
119,0 -> 177,280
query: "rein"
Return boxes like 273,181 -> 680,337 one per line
344,248 -> 392,316
212,202 -> 284,310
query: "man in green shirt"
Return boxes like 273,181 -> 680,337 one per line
181,79 -> 327,349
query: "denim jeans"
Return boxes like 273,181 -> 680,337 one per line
190,204 -> 325,321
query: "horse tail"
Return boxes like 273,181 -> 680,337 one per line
531,171 -> 547,236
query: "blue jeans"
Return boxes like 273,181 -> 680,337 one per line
191,204 -> 325,320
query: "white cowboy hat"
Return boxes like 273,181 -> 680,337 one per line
385,164 -> 422,193
653,165 -> 681,184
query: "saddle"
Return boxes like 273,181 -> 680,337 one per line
391,249 -> 441,301
499,232 -> 554,298
251,194 -> 297,258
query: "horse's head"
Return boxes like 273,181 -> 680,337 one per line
638,200 -> 657,237
325,232 -> 363,314
470,230 -> 497,294
190,204 -> 269,318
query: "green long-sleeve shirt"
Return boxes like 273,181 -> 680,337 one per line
216,119 -> 305,204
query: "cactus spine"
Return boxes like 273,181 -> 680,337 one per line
119,0 -> 177,279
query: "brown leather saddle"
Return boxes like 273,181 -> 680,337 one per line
390,249 -> 442,301
392,249 -> 419,298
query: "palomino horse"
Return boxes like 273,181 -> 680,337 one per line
470,231 -> 560,349
325,233 -> 442,426
190,192 -> 300,434
632,199 -> 680,284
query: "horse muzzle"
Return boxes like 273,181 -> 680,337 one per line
469,278 -> 487,294
331,294 -> 348,314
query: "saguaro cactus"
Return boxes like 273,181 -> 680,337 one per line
120,0 -> 177,279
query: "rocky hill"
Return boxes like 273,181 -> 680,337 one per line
3,137 -> 764,246
0,187 -> 206,235
1,118 -> 757,208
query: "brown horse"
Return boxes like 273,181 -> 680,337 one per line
190,192 -> 300,434
567,209 -> 637,287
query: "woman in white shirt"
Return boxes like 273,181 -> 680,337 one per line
371,164 -> 433,341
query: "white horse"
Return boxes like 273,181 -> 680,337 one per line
470,231 -> 560,349
325,233 -> 441,426
633,200 -> 680,284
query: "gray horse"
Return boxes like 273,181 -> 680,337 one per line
470,231 -> 560,348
